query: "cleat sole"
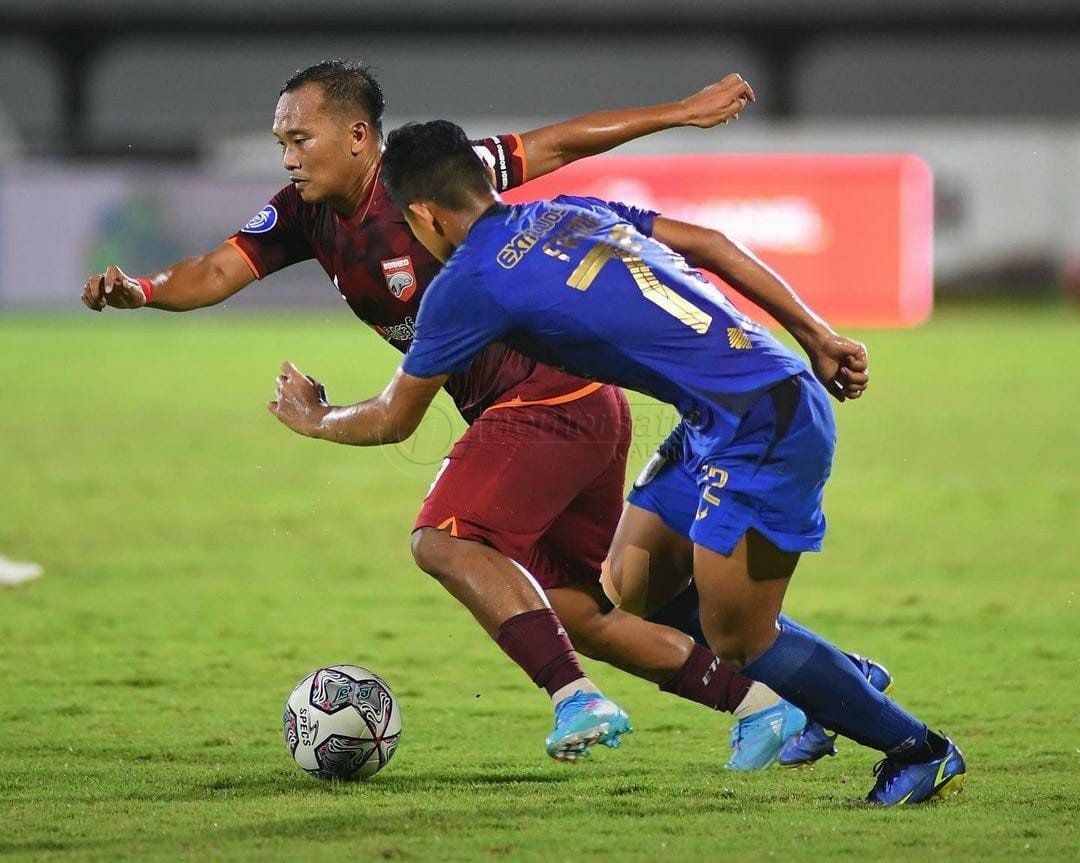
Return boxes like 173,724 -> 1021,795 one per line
548,721 -> 631,761
932,771 -> 966,801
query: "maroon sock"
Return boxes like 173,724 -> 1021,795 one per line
659,643 -> 752,713
495,608 -> 585,697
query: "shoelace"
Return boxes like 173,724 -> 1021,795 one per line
871,757 -> 904,790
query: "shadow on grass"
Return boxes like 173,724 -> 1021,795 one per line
40,767 -> 575,807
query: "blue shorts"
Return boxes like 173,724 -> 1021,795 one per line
627,371 -> 835,556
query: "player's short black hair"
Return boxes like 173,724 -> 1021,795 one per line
382,120 -> 493,211
280,60 -> 386,132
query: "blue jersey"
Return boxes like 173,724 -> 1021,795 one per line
402,195 -> 808,442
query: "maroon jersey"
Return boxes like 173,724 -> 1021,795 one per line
228,134 -> 595,424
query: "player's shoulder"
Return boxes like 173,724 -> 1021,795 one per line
238,182 -> 310,233
550,195 -> 632,226
430,240 -> 483,290
551,194 -> 657,237
551,194 -> 611,214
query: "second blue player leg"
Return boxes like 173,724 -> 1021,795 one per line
693,530 -> 964,802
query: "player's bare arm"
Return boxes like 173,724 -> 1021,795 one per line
80,242 -> 255,312
269,362 -> 447,445
518,73 -> 755,182
651,217 -> 869,402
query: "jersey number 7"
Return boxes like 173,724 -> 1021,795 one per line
565,225 -> 713,335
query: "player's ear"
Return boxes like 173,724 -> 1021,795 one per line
407,202 -> 438,234
350,120 -> 370,153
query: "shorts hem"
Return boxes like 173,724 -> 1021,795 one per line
690,516 -> 825,557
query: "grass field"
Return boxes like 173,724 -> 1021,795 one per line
1,305 -> 1078,861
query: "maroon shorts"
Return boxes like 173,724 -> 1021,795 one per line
414,383 -> 631,590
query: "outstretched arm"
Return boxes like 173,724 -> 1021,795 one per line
652,217 -> 869,401
519,74 -> 755,182
268,362 -> 448,446
81,242 -> 256,312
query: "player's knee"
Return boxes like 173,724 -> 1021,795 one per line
601,545 -> 652,617
711,639 -> 751,670
410,528 -> 455,581
701,615 -> 776,670
599,554 -> 623,606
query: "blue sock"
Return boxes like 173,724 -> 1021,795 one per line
742,619 -> 928,757
645,581 -> 708,648
778,614 -> 881,674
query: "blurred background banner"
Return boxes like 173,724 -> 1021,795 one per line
504,154 -> 933,327
0,154 -> 934,325
0,169 -> 333,307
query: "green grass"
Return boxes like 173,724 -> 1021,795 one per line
1,305 -> 1078,861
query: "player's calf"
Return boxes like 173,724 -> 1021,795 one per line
410,527 -> 550,635
778,654 -> 894,768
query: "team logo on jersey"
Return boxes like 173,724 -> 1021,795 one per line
380,256 -> 417,302
240,205 -> 278,234
372,316 -> 417,343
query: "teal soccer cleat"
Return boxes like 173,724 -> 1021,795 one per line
866,736 -> 966,805
545,691 -> 632,762
724,701 -> 807,771
778,654 -> 893,767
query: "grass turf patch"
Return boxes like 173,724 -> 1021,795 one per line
1,305 -> 1077,861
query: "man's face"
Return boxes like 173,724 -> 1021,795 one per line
273,84 -> 368,204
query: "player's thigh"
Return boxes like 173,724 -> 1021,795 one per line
604,453 -> 698,616
692,529 -> 798,667
602,503 -> 694,617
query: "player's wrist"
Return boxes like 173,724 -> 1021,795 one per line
136,277 -> 154,306
671,98 -> 703,128
791,318 -> 833,348
306,405 -> 334,440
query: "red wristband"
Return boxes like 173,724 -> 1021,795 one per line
136,277 -> 154,305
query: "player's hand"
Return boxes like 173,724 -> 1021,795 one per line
268,361 -> 330,437
679,74 -> 756,128
81,264 -> 149,311
805,332 -> 869,402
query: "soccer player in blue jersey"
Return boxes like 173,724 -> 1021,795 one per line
271,120 -> 966,804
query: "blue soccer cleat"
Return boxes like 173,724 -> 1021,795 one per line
778,654 -> 893,767
866,736 -> 966,805
724,701 -> 807,771
545,690 -> 632,762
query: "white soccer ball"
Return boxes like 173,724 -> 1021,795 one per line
283,664 -> 402,780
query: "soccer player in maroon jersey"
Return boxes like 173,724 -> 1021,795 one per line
82,60 -> 773,761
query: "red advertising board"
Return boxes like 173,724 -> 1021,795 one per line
503,154 -> 933,328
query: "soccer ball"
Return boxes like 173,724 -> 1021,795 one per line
283,664 -> 402,780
